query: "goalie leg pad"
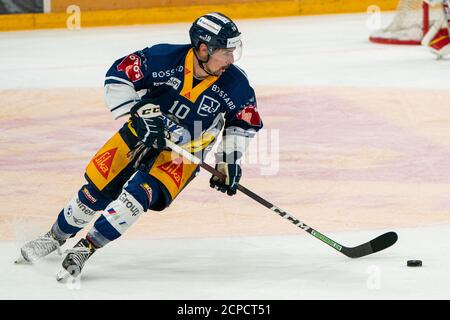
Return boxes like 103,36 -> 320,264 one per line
421,6 -> 450,58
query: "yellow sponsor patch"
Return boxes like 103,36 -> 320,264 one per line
149,150 -> 198,200
93,148 -> 117,180
85,132 -> 131,190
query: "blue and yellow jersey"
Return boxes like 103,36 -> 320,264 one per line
88,43 -> 264,207
104,44 -> 263,144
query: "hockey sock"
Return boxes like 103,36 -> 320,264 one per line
52,184 -> 111,241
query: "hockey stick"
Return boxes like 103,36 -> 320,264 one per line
165,140 -> 398,258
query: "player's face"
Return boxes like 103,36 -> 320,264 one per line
195,42 -> 243,77
205,43 -> 243,76
205,48 -> 236,76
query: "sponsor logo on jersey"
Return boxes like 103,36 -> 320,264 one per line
211,85 -> 237,109
166,77 -> 181,90
82,187 -> 97,204
236,104 -> 262,127
93,148 -> 118,180
157,157 -> 183,189
198,95 -> 221,116
140,183 -> 153,207
152,66 -> 184,78
118,192 -> 141,216
107,208 -> 117,215
117,54 -> 144,82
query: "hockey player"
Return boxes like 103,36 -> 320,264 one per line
421,0 -> 450,58
16,12 -> 263,280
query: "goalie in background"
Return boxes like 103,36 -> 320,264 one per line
421,0 -> 450,59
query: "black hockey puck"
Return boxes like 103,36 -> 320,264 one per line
407,260 -> 422,267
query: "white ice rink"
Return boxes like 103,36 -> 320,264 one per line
3,225 -> 450,300
1,12 -> 450,299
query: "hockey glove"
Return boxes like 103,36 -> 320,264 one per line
210,162 -> 242,196
130,99 -> 167,152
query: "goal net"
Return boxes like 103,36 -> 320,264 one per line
369,0 -> 444,45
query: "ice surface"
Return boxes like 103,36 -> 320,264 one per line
2,225 -> 450,299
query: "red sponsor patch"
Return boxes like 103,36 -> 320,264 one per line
235,105 -> 262,127
117,54 -> 144,82
157,157 -> 183,189
93,148 -> 117,180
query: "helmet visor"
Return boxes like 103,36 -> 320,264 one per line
211,36 -> 242,63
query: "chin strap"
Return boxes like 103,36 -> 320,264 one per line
193,48 -> 216,77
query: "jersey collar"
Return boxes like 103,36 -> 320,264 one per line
180,48 -> 218,103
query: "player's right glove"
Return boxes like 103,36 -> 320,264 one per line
130,99 -> 167,151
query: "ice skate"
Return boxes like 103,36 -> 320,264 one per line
56,238 -> 96,281
15,230 -> 66,264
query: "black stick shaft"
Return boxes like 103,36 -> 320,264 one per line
198,162 -> 345,253
165,140 -> 397,258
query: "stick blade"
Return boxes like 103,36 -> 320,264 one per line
370,231 -> 398,254
342,231 -> 398,259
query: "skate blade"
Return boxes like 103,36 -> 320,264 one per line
14,255 -> 31,265
56,269 -> 71,282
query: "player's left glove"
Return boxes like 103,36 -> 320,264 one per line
210,162 -> 242,196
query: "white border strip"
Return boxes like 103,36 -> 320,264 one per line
43,0 -> 52,13
105,76 -> 135,88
